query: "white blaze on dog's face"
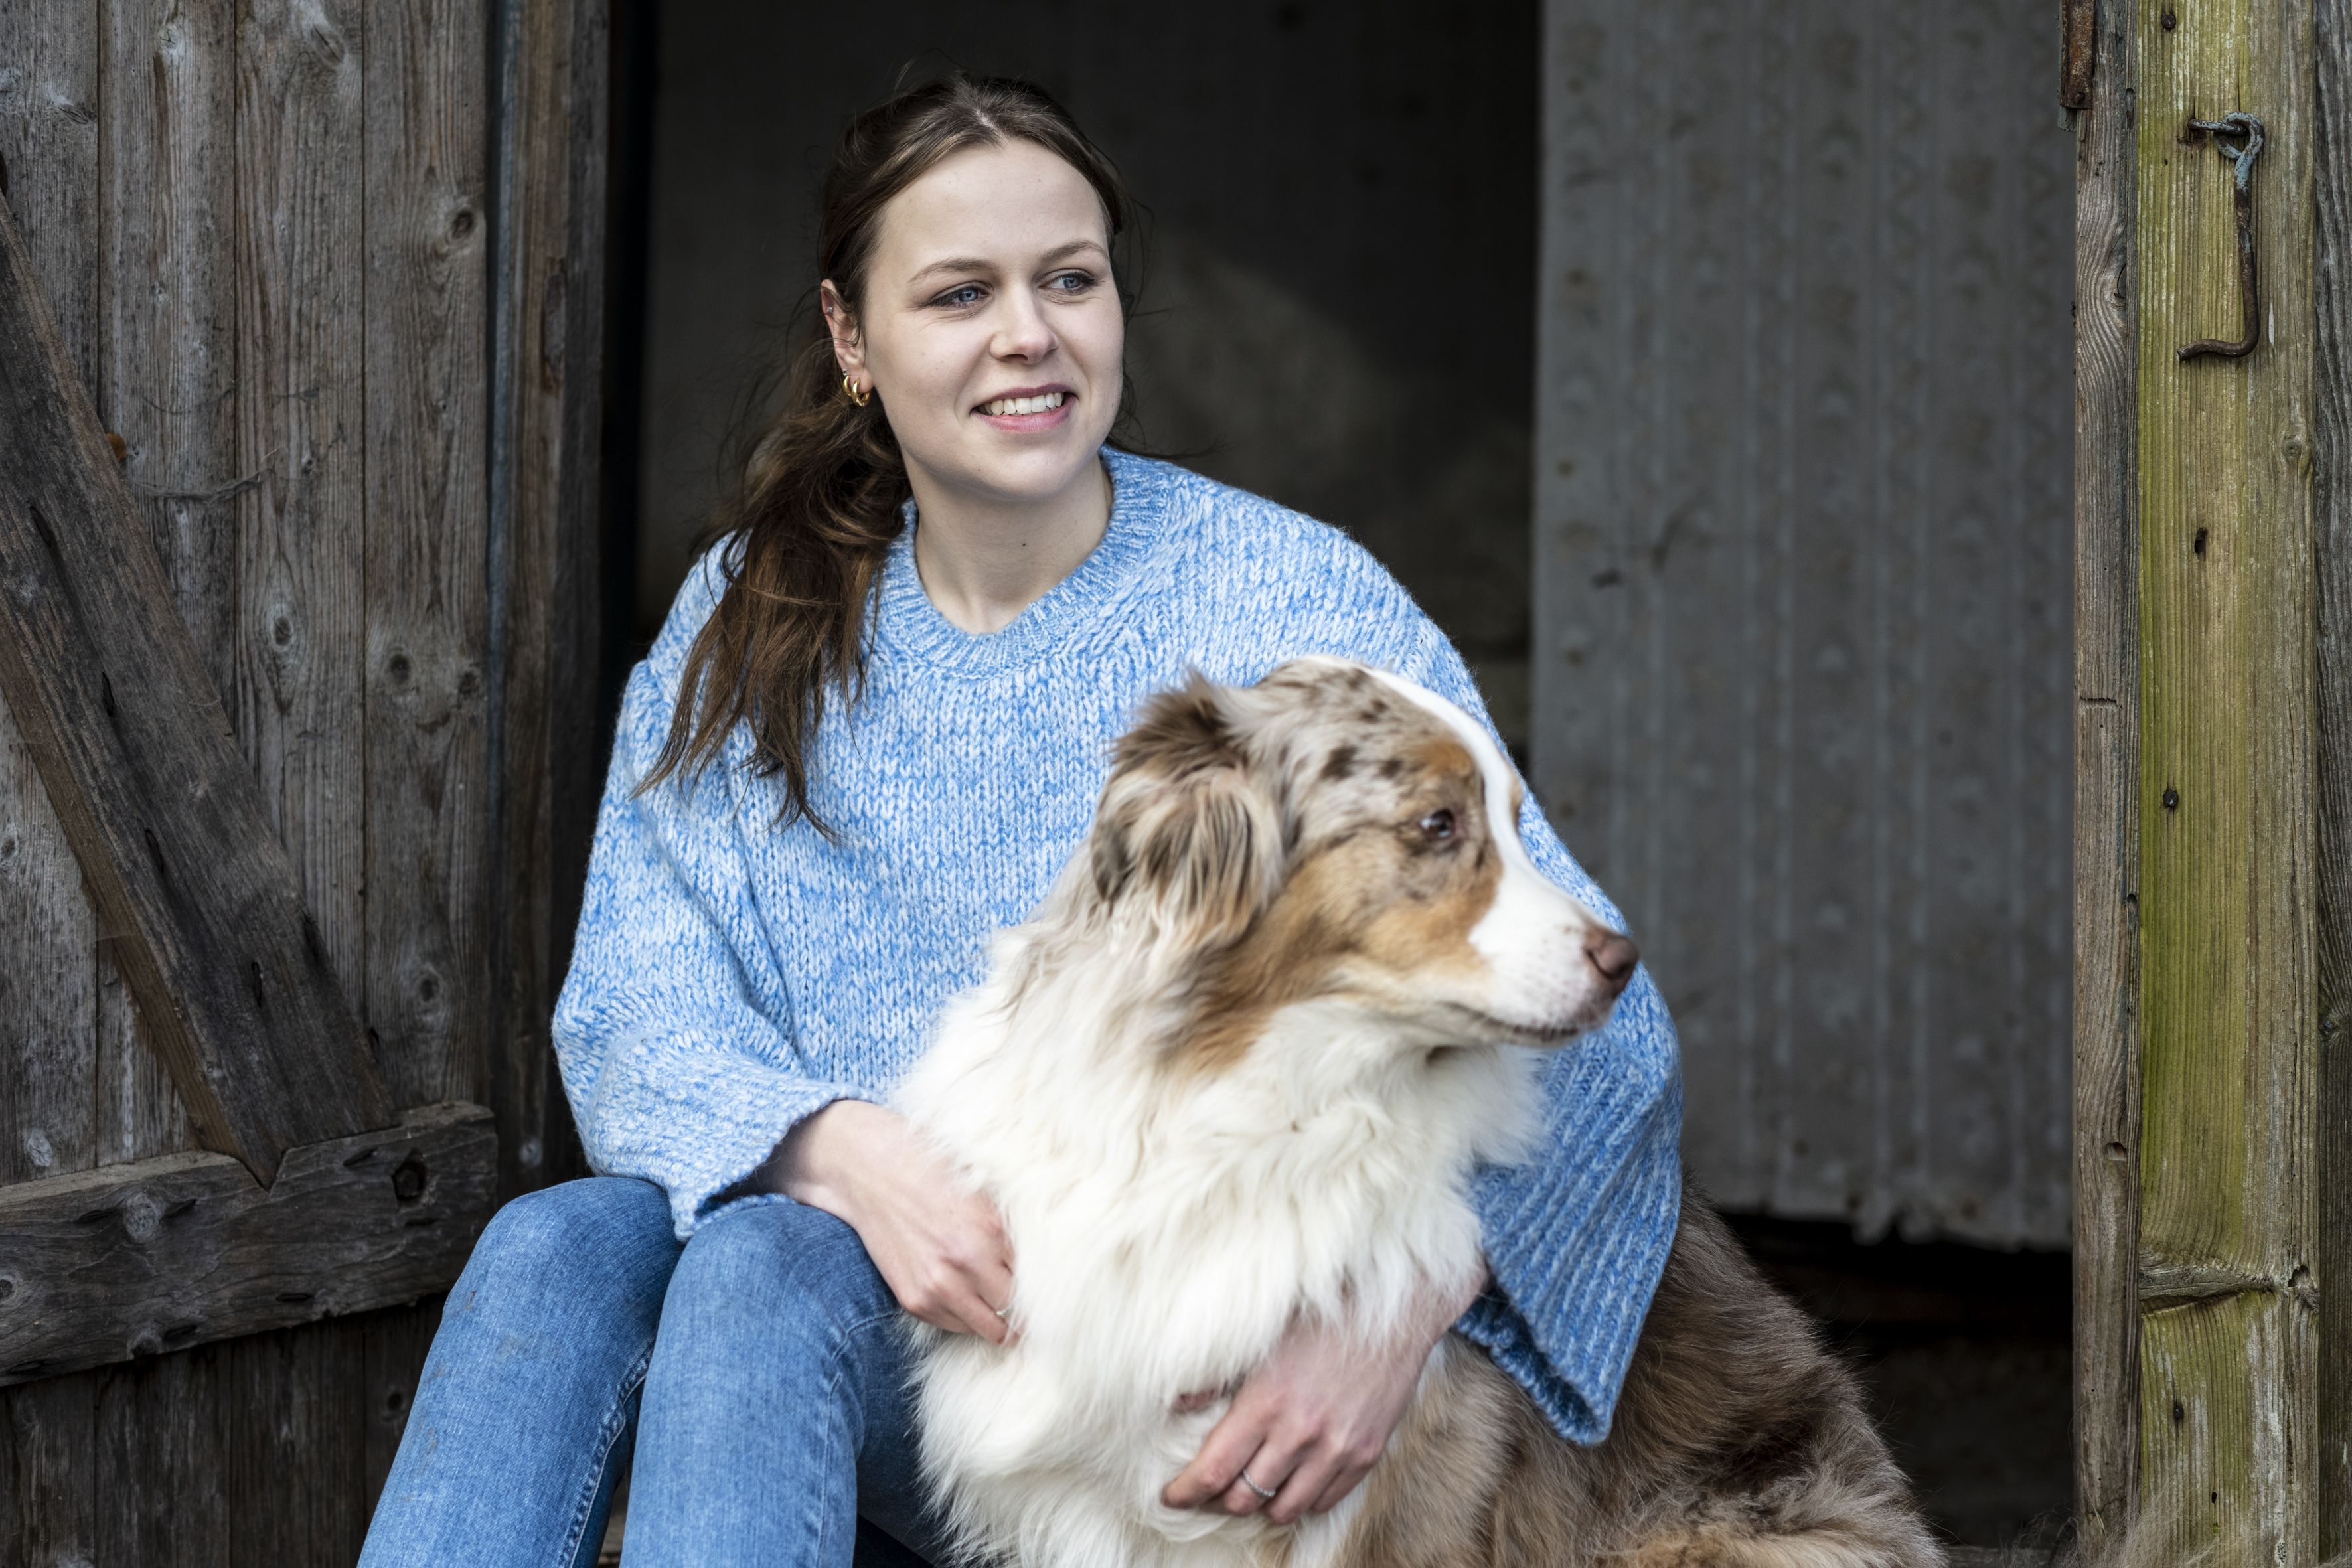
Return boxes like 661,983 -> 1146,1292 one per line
1083,658 -> 1637,1072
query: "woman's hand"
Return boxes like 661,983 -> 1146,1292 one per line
769,1100 -> 1016,1345
1160,1269 -> 1488,1524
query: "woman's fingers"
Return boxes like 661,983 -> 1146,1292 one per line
1267,1448 -> 1347,1526
947,1277 -> 1012,1345
1229,1429 -> 1319,1519
1308,1458 -> 1373,1518
1162,1403 -> 1273,1509
1202,1420 -> 1314,1518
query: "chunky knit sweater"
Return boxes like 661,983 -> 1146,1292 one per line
552,448 -> 1683,1444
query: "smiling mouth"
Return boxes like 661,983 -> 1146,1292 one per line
979,390 -> 1068,417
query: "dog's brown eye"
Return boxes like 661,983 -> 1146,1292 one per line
1418,809 -> 1456,841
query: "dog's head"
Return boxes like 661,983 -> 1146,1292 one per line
1076,657 -> 1634,1067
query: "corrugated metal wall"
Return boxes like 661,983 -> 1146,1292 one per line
1533,0 -> 2073,1247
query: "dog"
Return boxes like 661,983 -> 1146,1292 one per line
892,657 -> 1941,1568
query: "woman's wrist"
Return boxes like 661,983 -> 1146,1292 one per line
771,1099 -> 882,1221
1424,1260 -> 1490,1342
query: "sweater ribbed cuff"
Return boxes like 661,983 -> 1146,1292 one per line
1462,973 -> 1684,1445
580,1038 -> 870,1239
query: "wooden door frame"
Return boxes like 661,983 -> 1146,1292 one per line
2071,1 -> 2352,1561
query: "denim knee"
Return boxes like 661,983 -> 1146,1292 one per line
662,1198 -> 896,1347
451,1176 -> 681,1322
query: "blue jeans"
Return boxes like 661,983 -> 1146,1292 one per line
358,1176 -> 949,1567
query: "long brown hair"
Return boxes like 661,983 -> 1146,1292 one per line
643,72 -> 1140,830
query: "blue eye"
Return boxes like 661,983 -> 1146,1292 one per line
1048,272 -> 1095,294
936,283 -> 984,308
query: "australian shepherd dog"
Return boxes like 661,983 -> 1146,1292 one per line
892,658 -> 1941,1568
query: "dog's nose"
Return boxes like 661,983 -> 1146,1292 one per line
1583,930 -> 1639,991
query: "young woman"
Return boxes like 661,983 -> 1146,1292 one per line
359,74 -> 1681,1568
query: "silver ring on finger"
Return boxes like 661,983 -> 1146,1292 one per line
1239,1467 -> 1278,1502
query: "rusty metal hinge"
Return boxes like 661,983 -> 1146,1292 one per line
2061,0 -> 2097,110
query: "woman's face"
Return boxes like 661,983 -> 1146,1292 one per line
829,139 -> 1125,510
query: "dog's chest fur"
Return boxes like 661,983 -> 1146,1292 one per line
892,956 -> 1541,1568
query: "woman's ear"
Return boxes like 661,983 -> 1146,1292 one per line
821,281 -> 866,388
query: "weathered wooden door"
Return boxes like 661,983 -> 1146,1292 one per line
0,1 -> 610,1561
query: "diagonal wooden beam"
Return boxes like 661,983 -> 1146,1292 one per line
0,189 -> 391,1183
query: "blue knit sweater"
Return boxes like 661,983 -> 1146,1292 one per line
552,448 -> 1682,1444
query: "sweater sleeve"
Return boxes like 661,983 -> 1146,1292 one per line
551,559 -> 870,1239
1397,620 -> 1685,1446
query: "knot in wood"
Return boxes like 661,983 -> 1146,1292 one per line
118,1188 -> 163,1245
390,1151 -> 430,1204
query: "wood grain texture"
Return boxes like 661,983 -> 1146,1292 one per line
2071,0 -> 2140,1551
234,0 -> 370,1019
0,185 -> 392,1182
362,1295 -> 441,1507
2309,0 -> 2352,1553
0,0 -> 103,1196
0,1373 -> 97,1567
94,0 -> 238,1172
227,5 -> 417,1561
228,1314 -> 372,1565
362,0 -> 493,1113
95,1345 -> 230,1567
491,0 -> 609,1201
0,1102 -> 496,1387
2132,1 -> 2321,1563
1535,0 -> 2073,1248
0,6 -> 113,1561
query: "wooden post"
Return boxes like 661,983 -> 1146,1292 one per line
2075,1 -> 2349,1563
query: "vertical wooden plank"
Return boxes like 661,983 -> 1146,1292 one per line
227,1320 -> 371,1567
2308,0 -> 2352,1554
94,1348 -> 229,1568
362,0 -> 492,1113
82,9 -> 238,1561
94,0 -> 237,1174
232,0 -> 373,1559
491,0 -> 609,1201
2132,0 -> 2321,1563
361,1298 -> 441,1510
2071,0 -> 2141,1554
234,0 -> 369,1001
0,1377 -> 96,1567
0,2 -> 106,1559
0,0 -> 102,1190
101,0 -> 239,695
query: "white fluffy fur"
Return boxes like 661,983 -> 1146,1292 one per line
892,669 -> 1611,1568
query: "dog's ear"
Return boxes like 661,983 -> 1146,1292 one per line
1090,674 -> 1283,944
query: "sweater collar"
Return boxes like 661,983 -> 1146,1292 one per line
873,447 -> 1170,676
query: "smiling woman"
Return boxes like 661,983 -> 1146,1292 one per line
821,139 -> 1126,634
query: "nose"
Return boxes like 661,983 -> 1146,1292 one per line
1582,929 -> 1639,992
992,293 -> 1055,362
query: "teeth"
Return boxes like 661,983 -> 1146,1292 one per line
982,391 -> 1066,417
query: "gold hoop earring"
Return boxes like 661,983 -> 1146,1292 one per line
841,372 -> 871,408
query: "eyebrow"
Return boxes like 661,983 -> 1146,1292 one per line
907,238 -> 1107,287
